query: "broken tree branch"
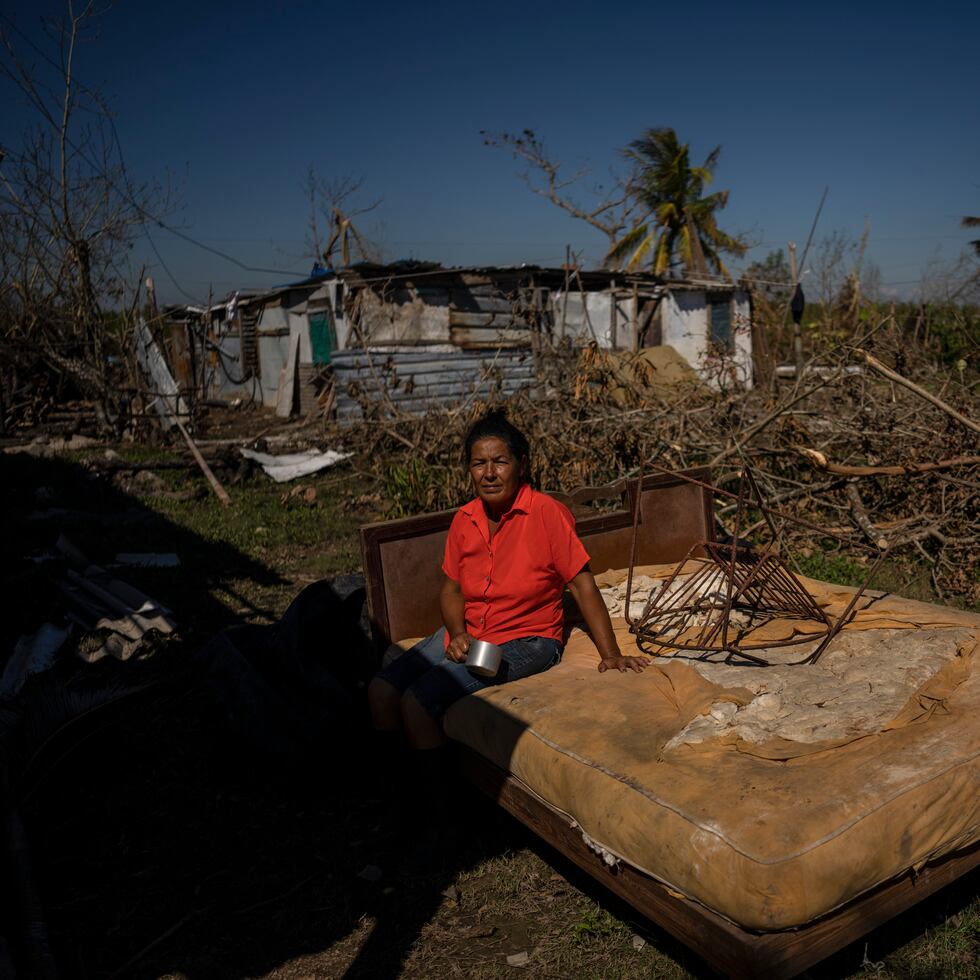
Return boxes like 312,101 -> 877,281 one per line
853,348 -> 980,435
845,482 -> 889,549
797,448 -> 980,477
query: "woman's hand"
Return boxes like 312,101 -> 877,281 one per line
446,631 -> 473,663
598,655 -> 650,673
567,568 -> 650,676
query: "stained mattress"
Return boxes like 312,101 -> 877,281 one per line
441,568 -> 980,930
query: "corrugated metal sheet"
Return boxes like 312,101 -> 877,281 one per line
332,348 -> 537,420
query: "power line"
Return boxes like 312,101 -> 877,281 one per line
145,229 -> 199,303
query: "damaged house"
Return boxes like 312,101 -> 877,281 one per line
163,265 -> 753,419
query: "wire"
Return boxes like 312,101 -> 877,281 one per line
145,230 -> 198,303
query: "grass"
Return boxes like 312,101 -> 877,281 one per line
792,547 -> 979,612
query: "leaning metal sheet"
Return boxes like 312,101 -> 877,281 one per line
443,571 -> 980,930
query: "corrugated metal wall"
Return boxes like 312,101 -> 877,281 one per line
332,348 -> 537,420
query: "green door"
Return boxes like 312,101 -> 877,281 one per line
309,312 -> 337,364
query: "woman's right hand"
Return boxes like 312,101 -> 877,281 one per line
446,631 -> 473,663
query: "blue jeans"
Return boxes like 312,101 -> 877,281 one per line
375,628 -> 562,720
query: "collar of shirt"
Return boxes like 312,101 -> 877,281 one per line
459,482 -> 533,545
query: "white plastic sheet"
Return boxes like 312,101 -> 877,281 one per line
240,448 -> 352,483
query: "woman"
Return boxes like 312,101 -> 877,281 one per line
367,410 -> 647,842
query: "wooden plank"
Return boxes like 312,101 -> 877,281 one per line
331,351 -> 533,368
175,418 -> 232,506
457,748 -> 980,980
448,310 -> 529,329
449,326 -> 532,349
339,367 -> 536,388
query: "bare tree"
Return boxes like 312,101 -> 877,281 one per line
481,129 -> 643,263
0,1 -> 170,432
302,167 -> 382,268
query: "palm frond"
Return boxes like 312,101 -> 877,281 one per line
653,229 -> 673,275
702,144 -> 722,174
624,235 -> 654,272
607,223 -> 652,264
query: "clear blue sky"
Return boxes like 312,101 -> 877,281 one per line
2,0 -> 978,304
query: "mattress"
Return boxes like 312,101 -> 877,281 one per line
442,566 -> 980,931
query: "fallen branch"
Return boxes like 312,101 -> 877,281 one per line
796,448 -> 980,477
845,482 -> 889,550
892,524 -> 979,547
853,348 -> 980,435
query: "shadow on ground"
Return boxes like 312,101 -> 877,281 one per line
1,453 -> 526,979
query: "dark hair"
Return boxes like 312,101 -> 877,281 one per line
463,409 -> 530,465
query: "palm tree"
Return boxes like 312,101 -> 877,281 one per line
607,128 -> 746,277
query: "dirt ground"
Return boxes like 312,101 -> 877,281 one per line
3,405 -> 977,979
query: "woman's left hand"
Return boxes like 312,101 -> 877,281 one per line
598,655 -> 650,673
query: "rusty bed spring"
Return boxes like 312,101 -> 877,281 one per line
624,466 -> 886,666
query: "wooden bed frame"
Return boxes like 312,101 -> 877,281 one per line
358,468 -> 980,979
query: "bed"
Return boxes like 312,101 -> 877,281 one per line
359,468 -> 980,979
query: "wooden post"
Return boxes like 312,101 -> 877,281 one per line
609,278 -> 618,349
144,276 -> 158,321
528,272 -> 542,391
631,282 -> 639,351
560,244 -> 570,342
788,242 -> 803,377
175,417 -> 232,506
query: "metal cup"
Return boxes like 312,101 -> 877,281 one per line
465,639 -> 503,677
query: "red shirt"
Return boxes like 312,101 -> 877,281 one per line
442,483 -> 590,645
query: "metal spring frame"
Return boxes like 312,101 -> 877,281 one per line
624,465 -> 887,666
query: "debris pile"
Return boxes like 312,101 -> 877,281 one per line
326,319 -> 979,602
2,535 -> 177,697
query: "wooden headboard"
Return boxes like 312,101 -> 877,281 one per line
359,467 -> 714,651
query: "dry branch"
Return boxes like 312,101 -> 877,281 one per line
323,309 -> 978,603
845,482 -> 889,549
709,373 -> 839,467
797,449 -> 980,477
854,348 -> 980,435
